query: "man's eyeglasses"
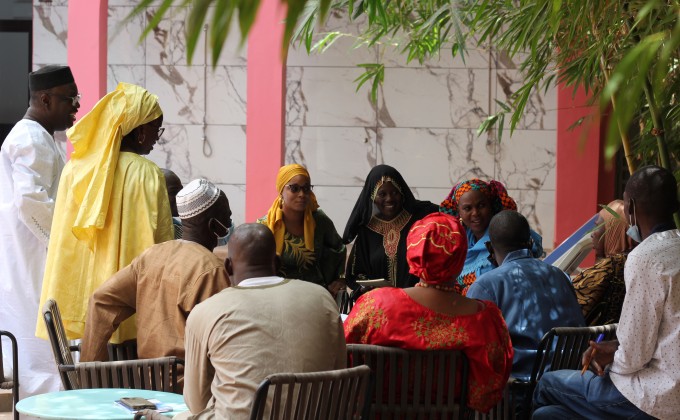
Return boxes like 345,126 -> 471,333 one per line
48,93 -> 81,107
285,184 -> 313,194
210,217 -> 232,236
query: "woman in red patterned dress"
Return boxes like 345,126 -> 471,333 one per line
344,212 -> 513,413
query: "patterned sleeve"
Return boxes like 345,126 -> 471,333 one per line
571,257 -> 613,317
463,302 -> 513,413
8,133 -> 60,246
344,292 -> 385,344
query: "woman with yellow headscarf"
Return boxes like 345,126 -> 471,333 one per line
258,164 -> 346,296
37,83 -> 173,341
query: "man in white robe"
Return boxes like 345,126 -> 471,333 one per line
0,65 -> 79,398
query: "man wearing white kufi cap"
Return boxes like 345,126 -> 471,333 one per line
80,179 -> 232,371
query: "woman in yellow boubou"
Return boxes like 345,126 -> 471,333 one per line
258,164 -> 346,297
37,83 -> 173,341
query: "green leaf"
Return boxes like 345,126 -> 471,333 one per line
185,0 -> 213,65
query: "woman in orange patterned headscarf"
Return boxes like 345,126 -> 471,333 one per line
344,213 -> 513,413
439,179 -> 543,295
257,164 -> 346,296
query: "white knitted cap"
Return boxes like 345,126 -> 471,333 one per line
176,178 -> 220,218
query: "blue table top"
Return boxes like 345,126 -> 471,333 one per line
16,388 -> 189,419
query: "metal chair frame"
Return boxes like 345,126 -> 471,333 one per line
0,330 -> 19,420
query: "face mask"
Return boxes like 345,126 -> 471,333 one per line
626,199 -> 642,243
212,217 -> 233,247
217,223 -> 234,247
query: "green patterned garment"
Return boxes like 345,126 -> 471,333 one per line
258,209 -> 346,287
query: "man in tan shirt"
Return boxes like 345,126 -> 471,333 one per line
80,178 -> 232,361
179,223 -> 346,419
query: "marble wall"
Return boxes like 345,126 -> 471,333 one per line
33,1 -> 556,249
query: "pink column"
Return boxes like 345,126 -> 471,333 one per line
555,83 -> 614,261
245,0 -> 287,222
66,0 -> 108,157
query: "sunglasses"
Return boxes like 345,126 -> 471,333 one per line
285,184 -> 313,194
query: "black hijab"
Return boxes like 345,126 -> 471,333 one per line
343,164 -> 437,244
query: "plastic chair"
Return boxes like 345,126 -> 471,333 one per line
335,289 -> 353,315
0,330 -> 19,420
346,344 -> 471,420
108,339 -> 139,361
512,324 -> 618,416
249,365 -> 371,420
42,299 -> 183,393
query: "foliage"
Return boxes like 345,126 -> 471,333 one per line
293,0 -> 680,173
132,0 -> 680,174
126,0 -> 331,66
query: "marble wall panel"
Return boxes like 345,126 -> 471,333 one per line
145,7 -> 205,66
495,129 -> 556,191
494,68 -> 557,131
285,126 -> 377,186
379,42 -> 491,70
380,67 -> 492,129
108,65 -> 146,92
287,66 -> 377,127
108,6 -> 145,65
205,66 -> 247,126
144,65 -> 205,125
309,185 -> 364,235
378,128 -> 497,188
33,4 -> 67,66
287,13 -> 377,67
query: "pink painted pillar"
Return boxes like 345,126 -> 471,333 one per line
66,0 -> 108,157
245,0 -> 287,222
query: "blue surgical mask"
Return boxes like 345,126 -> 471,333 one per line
626,199 -> 642,243
212,217 -> 233,247
217,222 -> 234,247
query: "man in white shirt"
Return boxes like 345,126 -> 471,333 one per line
0,65 -> 79,397
179,223 -> 346,419
533,165 -> 680,419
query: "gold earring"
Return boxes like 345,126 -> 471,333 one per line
138,135 -> 145,145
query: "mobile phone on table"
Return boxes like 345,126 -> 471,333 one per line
119,397 -> 156,410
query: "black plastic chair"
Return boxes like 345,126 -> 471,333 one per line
512,324 -> 618,416
42,299 -> 183,393
346,343 -> 472,420
0,330 -> 19,420
249,365 -> 371,420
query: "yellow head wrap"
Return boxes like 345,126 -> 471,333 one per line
66,82 -> 163,247
264,164 -> 320,254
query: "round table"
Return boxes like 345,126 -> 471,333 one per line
16,388 -> 188,419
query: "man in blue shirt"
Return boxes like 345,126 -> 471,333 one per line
467,210 -> 585,381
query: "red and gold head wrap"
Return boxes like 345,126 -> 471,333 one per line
439,178 -> 517,217
262,164 -> 319,254
406,213 -> 468,284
